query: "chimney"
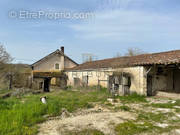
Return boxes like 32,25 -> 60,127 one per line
61,46 -> 64,53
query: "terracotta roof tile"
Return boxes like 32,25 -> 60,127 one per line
67,50 -> 180,71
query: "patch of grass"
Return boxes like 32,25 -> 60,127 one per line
0,89 -> 12,95
137,112 -> 170,123
151,103 -> 174,109
114,105 -> 131,112
115,121 -> 158,135
150,100 -> 180,109
115,110 -> 179,135
175,100 -> 180,106
115,99 -> 179,135
65,129 -> 104,135
72,85 -> 107,92
120,105 -> 131,111
175,108 -> 180,113
105,102 -> 113,107
118,93 -> 147,103
0,89 -> 109,135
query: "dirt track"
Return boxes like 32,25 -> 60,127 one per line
38,106 -> 135,135
38,97 -> 180,135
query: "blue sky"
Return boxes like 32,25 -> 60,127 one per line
0,0 -> 180,64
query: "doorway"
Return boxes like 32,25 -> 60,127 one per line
147,75 -> 153,96
44,78 -> 51,92
173,69 -> 180,93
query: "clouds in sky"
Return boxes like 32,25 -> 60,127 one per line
0,0 -> 180,64
70,0 -> 180,44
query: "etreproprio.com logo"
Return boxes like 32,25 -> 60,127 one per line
8,10 -> 95,20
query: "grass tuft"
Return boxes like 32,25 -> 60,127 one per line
137,112 -> 169,123
114,105 -> 131,112
151,103 -> 174,109
118,93 -> 147,103
115,121 -> 157,135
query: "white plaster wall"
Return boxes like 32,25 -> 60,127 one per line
64,57 -> 77,69
66,69 -> 111,88
33,55 -> 77,71
115,66 -> 146,95
66,66 -> 147,95
33,54 -> 63,71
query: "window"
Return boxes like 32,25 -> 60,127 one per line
55,63 -> 60,69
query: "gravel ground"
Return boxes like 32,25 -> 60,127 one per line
38,105 -> 135,135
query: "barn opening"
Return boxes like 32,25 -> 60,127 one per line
146,64 -> 180,96
43,78 -> 51,92
32,71 -> 68,92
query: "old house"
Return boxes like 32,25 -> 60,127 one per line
66,50 -> 180,96
31,47 -> 78,92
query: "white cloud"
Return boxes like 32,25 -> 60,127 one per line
70,8 -> 180,43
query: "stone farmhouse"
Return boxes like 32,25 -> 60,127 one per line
31,47 -> 180,96
31,47 -> 78,92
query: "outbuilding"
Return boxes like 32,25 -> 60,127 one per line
66,50 -> 180,96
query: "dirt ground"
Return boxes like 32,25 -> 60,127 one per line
38,96 -> 180,135
38,105 -> 135,135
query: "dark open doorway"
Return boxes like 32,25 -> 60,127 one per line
147,75 -> 153,96
44,78 -> 51,92
173,69 -> 180,93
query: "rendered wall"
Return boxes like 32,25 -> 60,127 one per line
66,66 -> 147,95
33,54 -> 77,71
33,54 -> 77,86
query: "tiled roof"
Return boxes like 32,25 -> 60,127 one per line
67,50 -> 180,71
31,49 -> 78,67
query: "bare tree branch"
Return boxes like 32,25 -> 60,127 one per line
125,47 -> 144,56
0,44 -> 12,63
